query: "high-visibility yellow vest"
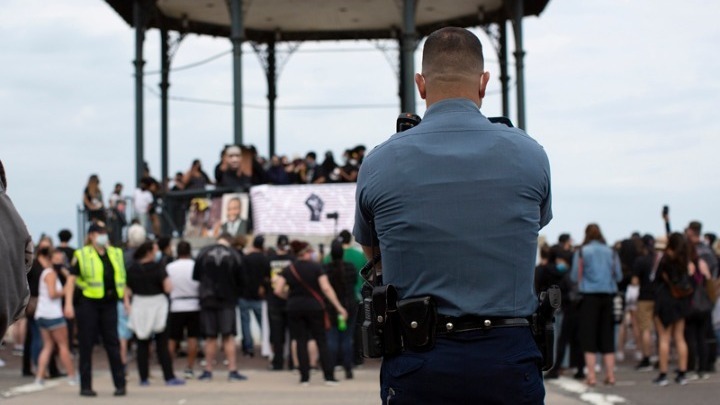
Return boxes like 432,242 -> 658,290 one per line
73,245 -> 126,299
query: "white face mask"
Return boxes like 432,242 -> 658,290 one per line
95,234 -> 109,247
310,251 -> 319,262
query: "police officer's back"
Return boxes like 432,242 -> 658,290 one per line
353,27 -> 552,404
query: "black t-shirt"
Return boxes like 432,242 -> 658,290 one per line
267,251 -> 294,307
127,262 -> 168,296
193,244 -> 243,308
217,169 -> 250,189
100,252 -> 118,300
323,261 -> 358,324
632,253 -> 657,301
57,246 -> 75,266
280,260 -> 324,312
241,251 -> 271,300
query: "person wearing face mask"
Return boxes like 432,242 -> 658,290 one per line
65,222 -> 127,397
32,247 -> 77,387
124,241 -> 184,387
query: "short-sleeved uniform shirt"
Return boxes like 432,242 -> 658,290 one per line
354,98 -> 552,318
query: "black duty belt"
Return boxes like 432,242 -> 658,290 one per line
436,315 -> 530,335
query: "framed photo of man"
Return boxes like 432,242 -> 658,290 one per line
213,192 -> 249,238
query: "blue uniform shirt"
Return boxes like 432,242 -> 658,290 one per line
353,98 -> 552,317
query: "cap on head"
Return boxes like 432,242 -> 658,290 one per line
87,222 -> 107,234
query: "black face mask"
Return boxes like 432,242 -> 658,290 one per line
53,264 -> 63,272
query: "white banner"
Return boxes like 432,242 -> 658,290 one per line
250,183 -> 357,236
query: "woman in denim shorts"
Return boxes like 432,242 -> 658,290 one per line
34,248 -> 76,386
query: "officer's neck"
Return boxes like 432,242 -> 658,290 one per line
93,245 -> 106,255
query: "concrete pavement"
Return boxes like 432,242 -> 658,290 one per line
0,344 -> 583,404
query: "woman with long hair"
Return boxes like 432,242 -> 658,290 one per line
652,232 -> 697,386
83,174 -> 105,223
570,223 -> 622,386
124,241 -> 184,386
33,247 -> 76,386
323,240 -> 359,379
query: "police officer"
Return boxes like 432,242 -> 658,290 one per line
65,223 -> 127,397
354,27 -> 552,404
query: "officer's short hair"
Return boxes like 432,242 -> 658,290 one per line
421,27 -> 484,79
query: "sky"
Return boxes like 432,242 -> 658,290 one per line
2,0 -> 719,248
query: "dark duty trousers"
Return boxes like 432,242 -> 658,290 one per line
380,327 -> 544,404
76,298 -> 126,391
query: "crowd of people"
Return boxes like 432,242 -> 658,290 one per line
4,143 -> 720,397
3,215 -> 720,396
80,144 -> 367,241
535,220 -> 720,387
1,220 -> 366,396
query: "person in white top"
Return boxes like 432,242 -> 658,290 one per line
133,179 -> 155,234
34,248 -> 76,386
165,241 -> 201,378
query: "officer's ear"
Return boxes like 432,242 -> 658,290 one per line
478,71 -> 490,101
414,73 -> 427,100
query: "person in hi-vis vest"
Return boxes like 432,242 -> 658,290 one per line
65,222 -> 127,397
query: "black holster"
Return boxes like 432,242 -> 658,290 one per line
532,286 -> 561,371
396,296 -> 437,352
359,284 -> 437,357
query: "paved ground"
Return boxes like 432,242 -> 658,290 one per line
0,343 -> 582,404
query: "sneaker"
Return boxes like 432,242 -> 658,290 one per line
113,387 -> 126,396
686,373 -> 699,381
140,380 -> 150,386
653,375 -> 669,386
184,369 -> 194,379
198,370 -> 212,381
675,375 -> 688,385
300,381 -> 310,387
345,369 -> 353,380
228,371 -> 248,381
699,372 -> 710,380
615,351 -> 625,362
165,378 -> 186,386
33,378 -> 44,386
635,358 -> 653,372
67,376 -> 78,386
0,358 -> 5,368
325,379 -> 339,387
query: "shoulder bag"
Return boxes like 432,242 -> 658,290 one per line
289,263 -> 331,330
